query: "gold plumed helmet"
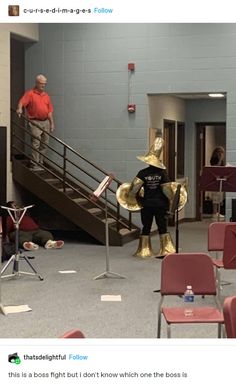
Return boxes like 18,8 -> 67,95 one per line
161,182 -> 188,212
137,137 -> 166,169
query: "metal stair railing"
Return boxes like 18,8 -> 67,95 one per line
10,109 -> 136,232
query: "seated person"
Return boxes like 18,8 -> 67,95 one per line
6,201 -> 64,251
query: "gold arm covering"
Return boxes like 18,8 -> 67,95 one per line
130,177 -> 144,194
116,177 -> 144,211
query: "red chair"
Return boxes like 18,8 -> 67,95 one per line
59,329 -> 85,338
157,253 -> 224,338
208,222 -> 236,256
223,295 -> 236,338
211,224 -> 236,296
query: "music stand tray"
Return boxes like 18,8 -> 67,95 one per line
200,166 -> 236,221
200,166 -> 236,192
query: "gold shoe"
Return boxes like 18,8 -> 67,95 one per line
133,235 -> 155,259
156,233 -> 175,258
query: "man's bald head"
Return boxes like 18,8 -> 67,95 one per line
36,74 -> 47,83
35,74 -> 47,92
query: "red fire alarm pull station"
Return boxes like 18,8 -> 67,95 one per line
127,104 -> 136,113
128,63 -> 135,71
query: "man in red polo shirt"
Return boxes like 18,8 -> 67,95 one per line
16,74 -> 55,170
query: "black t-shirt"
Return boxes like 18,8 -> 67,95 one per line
136,166 -> 170,208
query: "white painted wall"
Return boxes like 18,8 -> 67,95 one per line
0,23 -> 39,199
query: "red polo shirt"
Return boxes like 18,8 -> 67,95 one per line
19,88 -> 53,120
7,215 -> 39,233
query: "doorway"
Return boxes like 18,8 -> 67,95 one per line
196,122 -> 226,220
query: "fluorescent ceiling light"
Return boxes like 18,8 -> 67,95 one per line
208,93 -> 225,98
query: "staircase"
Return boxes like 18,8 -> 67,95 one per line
11,113 -> 140,246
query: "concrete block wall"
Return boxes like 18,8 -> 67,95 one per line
24,23 -> 236,219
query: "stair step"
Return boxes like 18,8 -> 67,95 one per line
13,152 -> 140,246
101,217 -> 116,225
118,228 -> 137,236
73,198 -> 88,204
58,187 -> 74,193
88,207 -> 103,215
45,178 -> 60,183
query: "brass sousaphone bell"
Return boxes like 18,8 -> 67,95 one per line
137,137 -> 166,169
116,182 -> 144,212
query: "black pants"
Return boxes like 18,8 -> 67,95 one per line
9,229 -> 53,248
141,206 -> 168,235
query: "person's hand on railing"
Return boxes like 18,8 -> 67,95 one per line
48,112 -> 55,132
16,107 -> 23,117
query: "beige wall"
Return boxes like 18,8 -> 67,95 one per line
148,94 -> 186,144
0,23 -> 38,199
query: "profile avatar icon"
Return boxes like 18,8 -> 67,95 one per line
8,353 -> 21,364
8,5 -> 20,16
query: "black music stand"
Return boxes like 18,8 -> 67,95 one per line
1,205 -> 43,281
91,175 -> 126,280
169,184 -> 181,254
200,166 -> 236,221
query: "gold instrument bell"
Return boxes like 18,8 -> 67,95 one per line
161,182 -> 188,213
116,180 -> 144,212
133,235 -> 155,258
137,137 -> 166,169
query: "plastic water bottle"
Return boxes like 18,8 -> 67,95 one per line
183,285 -> 195,317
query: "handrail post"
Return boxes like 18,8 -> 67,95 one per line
63,145 -> 67,192
129,211 -> 132,230
116,182 -> 120,231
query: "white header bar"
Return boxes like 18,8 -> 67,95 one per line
0,0 -> 236,23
